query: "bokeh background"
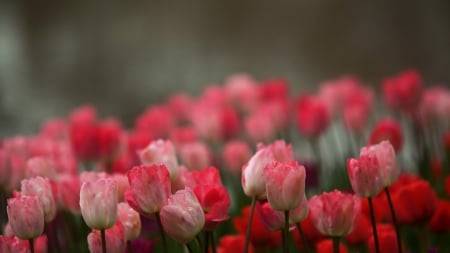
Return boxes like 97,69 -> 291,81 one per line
1,0 -> 449,137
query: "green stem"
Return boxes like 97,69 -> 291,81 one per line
101,229 -> 107,253
155,212 -> 168,253
296,222 -> 308,252
209,231 -> 217,253
283,210 -> 290,253
29,238 -> 35,253
368,197 -> 380,253
244,197 -> 256,253
332,236 -> 340,253
186,242 -> 194,253
385,187 -> 402,253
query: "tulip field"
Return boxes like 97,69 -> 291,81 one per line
1,70 -> 450,253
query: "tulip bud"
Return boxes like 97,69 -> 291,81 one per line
7,195 -> 44,239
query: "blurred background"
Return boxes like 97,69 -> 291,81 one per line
0,0 -> 449,137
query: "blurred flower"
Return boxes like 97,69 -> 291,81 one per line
0,235 -> 47,253
428,199 -> 450,233
21,176 -> 57,223
25,156 -> 57,180
382,69 -> 423,114
316,239 -> 348,253
222,140 -> 251,175
88,221 -> 126,253
217,235 -> 255,253
295,94 -> 330,138
135,105 -> 174,139
347,153 -> 383,197
345,213 -> 371,245
138,139 -> 179,179
96,118 -> 122,159
178,141 -> 212,170
117,202 -> 141,241
368,224 -> 402,253
369,118 -> 403,152
7,195 -> 44,239
57,174 -> 81,213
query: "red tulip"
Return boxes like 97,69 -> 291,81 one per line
309,190 -> 361,237
125,164 -> 171,216
135,105 -> 174,138
316,239 -> 348,253
345,214 -> 371,244
382,69 -> 423,114
368,224 -> 402,253
369,118 -> 403,152
217,235 -> 255,253
223,140 -> 251,175
428,199 -> 450,233
296,95 -> 330,138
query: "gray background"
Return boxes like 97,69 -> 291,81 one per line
1,0 -> 449,136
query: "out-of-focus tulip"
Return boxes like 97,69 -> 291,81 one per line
382,69 -> 422,114
21,176 -> 57,223
117,202 -> 141,241
368,224 -> 402,253
369,118 -> 403,152
7,195 -> 44,239
57,174 -> 81,213
135,105 -> 174,139
138,139 -> 179,179
80,178 -> 118,230
125,164 -> 171,216
345,214 -> 371,245
160,188 -> 205,244
25,156 -> 57,180
316,239 -> 349,253
217,235 -> 255,253
88,221 -> 126,253
296,94 -> 330,138
223,140 -> 251,175
309,190 -> 361,237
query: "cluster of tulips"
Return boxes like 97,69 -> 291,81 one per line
1,70 -> 450,253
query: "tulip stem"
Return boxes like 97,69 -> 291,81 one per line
186,242 -> 194,253
101,229 -> 107,253
332,237 -> 340,253
127,241 -> 133,253
204,231 -> 209,253
244,196 -> 256,253
29,239 -> 35,253
368,197 -> 380,253
209,231 -> 217,253
385,187 -> 402,253
283,210 -> 290,253
296,223 -> 308,252
155,212 -> 168,253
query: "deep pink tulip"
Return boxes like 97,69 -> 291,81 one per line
21,176 -> 57,222
309,190 -> 361,237
382,69 -> 422,114
160,188 -> 205,243
360,140 -> 398,187
138,139 -> 179,179
117,202 -> 141,241
193,184 -> 230,230
125,164 -> 171,216
264,161 -> 306,211
135,105 -> 174,139
347,153 -> 383,197
80,178 -> 118,230
57,174 -> 81,213
7,195 -> 44,239
88,221 -> 126,253
296,94 -> 330,138
369,118 -> 403,152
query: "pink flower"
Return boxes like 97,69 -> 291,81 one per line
7,195 -> 44,239
88,221 -> 126,253
138,139 -> 179,179
21,176 -> 57,223
264,161 -> 306,211
80,178 -> 118,229
382,69 -> 422,114
222,140 -> 251,175
255,200 -> 285,231
178,141 -> 212,170
369,118 -> 403,152
25,157 -> 57,180
309,190 -> 361,237
296,95 -> 330,138
112,173 -> 130,203
135,105 -> 174,138
160,188 -> 205,243
183,166 -> 222,188
418,86 -> 450,126
360,141 -> 398,187
347,154 -> 383,197
0,235 -> 47,253
125,164 -> 171,216
69,105 -> 99,160
57,174 -> 81,213
117,202 -> 141,241
244,110 -> 278,143
225,73 -> 260,112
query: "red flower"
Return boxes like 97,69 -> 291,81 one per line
345,214 -> 371,244
316,239 -> 348,253
428,199 -> 450,233
221,106 -> 240,140
194,185 -> 230,231
369,118 -> 403,152
296,95 -> 330,138
259,78 -> 289,101
382,69 -> 423,114
96,118 -> 122,158
69,106 -> 99,161
217,235 -> 254,253
135,105 -> 174,138
368,224 -> 402,253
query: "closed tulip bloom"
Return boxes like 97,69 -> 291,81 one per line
88,221 -> 126,253
360,140 -> 398,187
242,147 -> 275,198
21,176 -> 57,222
309,190 -> 361,237
264,161 -> 306,211
138,139 -> 179,179
7,195 -> 44,239
255,200 -> 285,231
125,164 -> 171,216
80,178 -> 118,229
160,188 -> 205,244
117,202 -> 141,241
347,154 -> 383,197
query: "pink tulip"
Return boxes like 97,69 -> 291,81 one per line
117,202 -> 141,241
160,188 -> 205,243
178,141 -> 212,170
57,174 -> 81,213
264,161 -> 306,211
88,221 -> 126,253
360,141 -> 398,187
80,178 -> 118,229
21,176 -> 57,222
7,195 -> 44,239
138,139 -> 179,179
25,156 -> 57,180
125,164 -> 171,216
223,140 -> 251,175
255,200 -> 285,231
309,190 -> 361,236
347,153 -> 383,197
296,94 -> 330,138
244,110 -> 278,143
0,235 -> 47,253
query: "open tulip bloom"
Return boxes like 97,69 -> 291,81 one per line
1,70 -> 450,253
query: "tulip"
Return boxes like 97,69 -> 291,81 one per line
160,188 -> 205,244
309,190 -> 361,237
223,140 -> 251,175
80,178 -> 118,230
88,221 -> 126,253
382,69 -> 422,114
25,157 -> 57,180
264,161 -> 306,211
178,141 -> 212,171
217,235 -> 255,253
369,118 -> 403,152
347,154 -> 383,198
21,176 -> 57,223
7,195 -> 44,239
125,164 -> 171,216
117,202 -> 141,241
360,141 -> 398,187
295,94 -> 330,138
138,139 -> 179,179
